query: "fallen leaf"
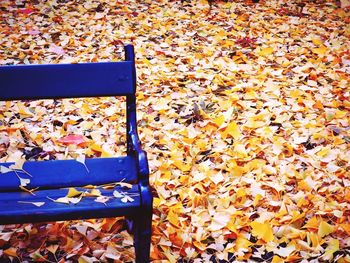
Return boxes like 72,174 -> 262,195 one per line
121,195 -> 134,203
18,176 -> 30,187
18,201 -> 45,207
57,135 -> 86,146
76,155 -> 89,173
318,221 -> 334,238
250,221 -> 274,242
67,188 -> 83,198
258,47 -> 274,56
0,165 -> 12,173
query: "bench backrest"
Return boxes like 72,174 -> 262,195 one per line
0,45 -> 136,100
0,44 -> 139,163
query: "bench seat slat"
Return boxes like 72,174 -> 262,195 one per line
0,156 -> 137,192
0,185 -> 140,224
0,62 -> 134,101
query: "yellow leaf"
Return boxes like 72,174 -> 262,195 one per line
47,244 -> 59,254
167,209 -> 179,227
317,147 -> 329,157
323,239 -> 339,261
250,221 -> 274,242
172,160 -> 191,172
318,221 -> 334,238
312,45 -> 328,56
90,143 -> 103,152
17,102 -> 33,117
213,114 -> 225,127
86,189 -> 101,197
78,256 -> 90,263
164,249 -> 177,263
253,194 -> 263,207
258,47 -> 273,56
290,210 -> 305,223
235,235 -> 252,250
271,255 -> 284,263
221,121 -> 241,139
101,150 -> 111,158
334,109 -> 347,118
227,220 -> 238,233
312,38 -> 323,46
67,188 -> 82,198
236,188 -> 246,198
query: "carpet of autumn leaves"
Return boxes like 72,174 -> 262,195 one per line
1,0 -> 350,262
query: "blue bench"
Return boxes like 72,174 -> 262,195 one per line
0,44 -> 152,262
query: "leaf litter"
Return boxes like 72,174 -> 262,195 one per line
0,0 -> 350,262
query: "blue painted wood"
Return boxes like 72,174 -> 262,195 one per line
0,157 -> 137,192
0,44 -> 153,262
0,61 -> 134,100
133,186 -> 153,263
125,45 -> 153,263
0,184 -> 140,224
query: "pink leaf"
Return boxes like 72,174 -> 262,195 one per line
18,8 -> 35,15
57,135 -> 86,146
49,44 -> 65,56
28,29 -> 40,35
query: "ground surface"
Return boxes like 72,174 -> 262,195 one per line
0,0 -> 350,262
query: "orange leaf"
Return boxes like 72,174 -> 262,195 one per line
4,247 -> 17,257
303,216 -> 319,230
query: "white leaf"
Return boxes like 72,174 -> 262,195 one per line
113,190 -> 123,198
18,201 -> 45,207
0,232 -> 13,241
208,211 -> 231,231
95,196 -> 110,205
275,245 -> 295,257
0,166 -> 12,174
69,196 -> 83,204
9,158 -> 25,170
94,13 -> 105,20
210,171 -> 224,185
76,225 -> 88,236
19,177 -> 30,187
121,195 -> 134,203
50,197 -> 70,204
76,155 -> 89,173
105,253 -> 120,260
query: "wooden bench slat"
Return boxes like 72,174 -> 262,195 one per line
0,61 -> 135,101
0,185 -> 140,224
0,156 -> 137,192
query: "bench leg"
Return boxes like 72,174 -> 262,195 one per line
134,208 -> 152,263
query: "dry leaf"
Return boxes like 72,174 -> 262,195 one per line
18,201 -> 45,207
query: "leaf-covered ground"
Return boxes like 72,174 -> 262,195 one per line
0,0 -> 350,262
